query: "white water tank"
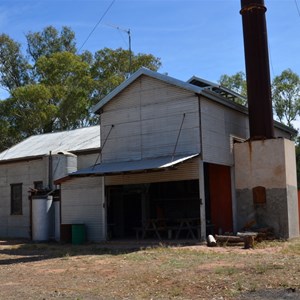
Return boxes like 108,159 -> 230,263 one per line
32,195 -> 53,241
51,152 -> 77,182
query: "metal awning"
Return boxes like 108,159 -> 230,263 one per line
70,154 -> 199,177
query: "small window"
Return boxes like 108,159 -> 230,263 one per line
34,181 -> 43,190
11,183 -> 23,215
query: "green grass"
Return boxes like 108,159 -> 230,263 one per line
214,266 -> 239,276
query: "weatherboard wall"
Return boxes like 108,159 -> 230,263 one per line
77,153 -> 100,170
100,75 -> 201,163
0,158 -> 47,238
0,152 -> 99,239
200,97 -> 249,166
60,176 -> 105,242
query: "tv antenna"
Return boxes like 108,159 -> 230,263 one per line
106,24 -> 132,76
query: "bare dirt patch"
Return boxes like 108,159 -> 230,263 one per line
0,239 -> 299,299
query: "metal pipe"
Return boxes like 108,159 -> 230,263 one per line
48,151 -> 53,189
240,0 -> 274,139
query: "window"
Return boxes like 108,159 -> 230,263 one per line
11,183 -> 22,215
34,181 -> 43,190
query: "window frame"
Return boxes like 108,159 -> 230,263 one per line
10,183 -> 23,215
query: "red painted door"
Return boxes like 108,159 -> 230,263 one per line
208,163 -> 233,234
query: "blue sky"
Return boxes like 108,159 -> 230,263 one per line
0,0 -> 299,84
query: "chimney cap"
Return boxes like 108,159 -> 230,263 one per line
241,0 -> 266,13
241,0 -> 265,6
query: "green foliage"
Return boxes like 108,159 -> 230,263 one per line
272,69 -> 300,128
91,47 -> 161,102
0,34 -> 31,91
26,26 -> 76,63
219,69 -> 300,131
36,52 -> 96,130
10,84 -> 54,134
218,71 -> 247,105
271,69 -> 300,187
0,26 -> 162,151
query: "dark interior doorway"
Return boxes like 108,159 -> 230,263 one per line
106,180 -> 200,239
107,186 -> 143,239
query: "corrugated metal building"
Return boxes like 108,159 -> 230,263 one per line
0,126 -> 100,238
58,68 -> 294,242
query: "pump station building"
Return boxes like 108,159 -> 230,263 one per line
56,68 -> 299,242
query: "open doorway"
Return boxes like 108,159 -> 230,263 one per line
107,185 -> 143,239
106,180 -> 200,239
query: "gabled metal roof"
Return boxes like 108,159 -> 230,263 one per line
92,68 -> 203,114
0,126 -> 100,163
92,68 -> 249,115
69,153 -> 199,177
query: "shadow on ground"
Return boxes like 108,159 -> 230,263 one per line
238,288 -> 300,300
0,238 -> 201,265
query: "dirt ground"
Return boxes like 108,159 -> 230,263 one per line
0,238 -> 300,300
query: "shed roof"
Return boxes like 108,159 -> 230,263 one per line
68,153 -> 199,177
0,126 -> 100,163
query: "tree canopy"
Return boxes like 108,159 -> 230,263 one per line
272,69 -> 300,128
0,26 -> 162,151
218,69 -> 300,129
0,34 -> 31,91
218,71 -> 247,105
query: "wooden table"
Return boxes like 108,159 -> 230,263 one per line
135,218 -> 201,240
135,219 -> 167,240
175,218 -> 200,240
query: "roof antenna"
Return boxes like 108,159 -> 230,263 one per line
106,24 -> 132,77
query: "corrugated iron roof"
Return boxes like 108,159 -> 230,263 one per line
69,153 -> 199,176
92,68 -> 203,113
0,126 -> 100,162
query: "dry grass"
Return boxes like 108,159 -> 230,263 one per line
0,238 -> 299,299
